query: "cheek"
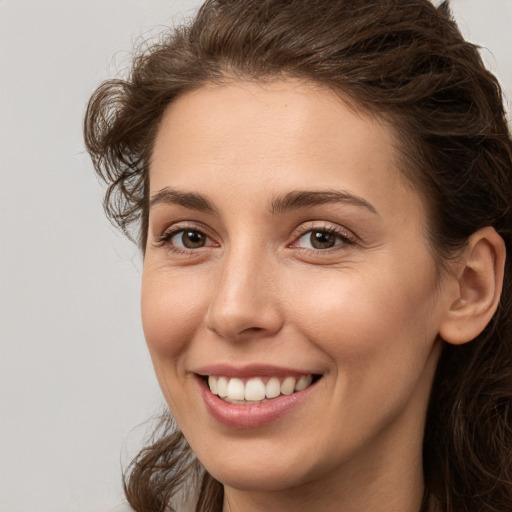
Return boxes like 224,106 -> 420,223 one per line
141,271 -> 208,360
140,270 -> 212,424
287,262 -> 441,441
286,258 -> 440,369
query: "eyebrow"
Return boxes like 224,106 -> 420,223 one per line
149,187 -> 378,216
269,190 -> 379,215
149,187 -> 218,214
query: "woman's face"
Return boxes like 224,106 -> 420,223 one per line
142,80 -> 448,496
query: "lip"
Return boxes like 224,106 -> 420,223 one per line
195,367 -> 320,429
194,363 -> 318,379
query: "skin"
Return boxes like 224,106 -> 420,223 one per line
142,80 -> 456,512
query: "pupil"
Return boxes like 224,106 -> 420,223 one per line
183,231 -> 205,248
311,231 -> 335,249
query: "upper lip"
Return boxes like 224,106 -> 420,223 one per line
193,363 -> 321,378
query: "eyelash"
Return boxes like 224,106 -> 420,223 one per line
291,224 -> 356,253
156,223 -> 356,255
157,224 -> 216,255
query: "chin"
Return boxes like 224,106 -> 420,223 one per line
191,438 -> 325,493
205,461 -> 310,493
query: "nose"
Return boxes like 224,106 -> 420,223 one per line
204,246 -> 284,342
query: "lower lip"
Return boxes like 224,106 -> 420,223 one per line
198,377 -> 316,429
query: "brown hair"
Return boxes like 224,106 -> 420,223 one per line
84,0 -> 512,510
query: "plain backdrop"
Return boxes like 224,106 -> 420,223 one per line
0,1 -> 511,511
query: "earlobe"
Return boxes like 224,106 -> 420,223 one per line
439,227 -> 506,346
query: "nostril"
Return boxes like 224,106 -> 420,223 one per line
243,326 -> 264,333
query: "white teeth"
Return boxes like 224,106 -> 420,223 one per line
280,376 -> 296,395
217,376 -> 228,398
245,378 -> 266,401
265,377 -> 281,399
227,378 -> 245,400
207,374 -> 315,402
295,374 -> 313,391
208,376 -> 217,395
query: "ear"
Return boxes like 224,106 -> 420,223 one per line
439,227 -> 506,345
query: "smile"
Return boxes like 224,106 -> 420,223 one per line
194,365 -> 323,428
207,375 -> 314,404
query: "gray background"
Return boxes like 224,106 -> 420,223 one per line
1,1 -> 511,511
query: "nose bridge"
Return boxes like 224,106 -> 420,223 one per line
205,236 -> 282,340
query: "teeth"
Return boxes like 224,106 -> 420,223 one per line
217,376 -> 228,398
245,378 -> 266,401
295,374 -> 313,391
208,376 -> 217,395
207,374 -> 315,403
227,378 -> 245,400
280,376 -> 296,395
265,377 -> 281,399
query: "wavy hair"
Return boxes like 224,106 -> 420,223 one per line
84,1 -> 512,510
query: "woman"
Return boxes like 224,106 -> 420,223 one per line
84,0 -> 512,511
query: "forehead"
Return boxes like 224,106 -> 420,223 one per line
152,80 -> 394,160
149,80 -> 424,223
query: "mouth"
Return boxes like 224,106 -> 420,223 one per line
202,374 -> 322,404
195,367 -> 323,428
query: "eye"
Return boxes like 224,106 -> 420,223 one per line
170,229 -> 210,249
294,227 -> 354,250
157,225 -> 216,253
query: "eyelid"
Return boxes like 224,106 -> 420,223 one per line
156,220 -> 211,239
289,222 -> 356,250
153,220 -> 356,255
155,221 -> 219,253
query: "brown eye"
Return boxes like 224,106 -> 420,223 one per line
171,230 -> 208,249
295,228 -> 352,250
309,231 -> 337,249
